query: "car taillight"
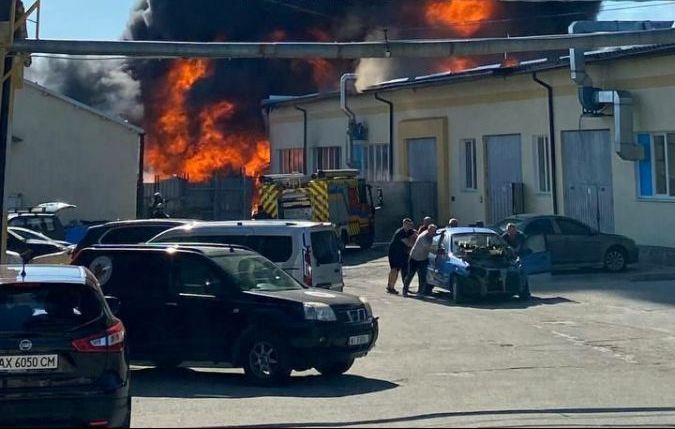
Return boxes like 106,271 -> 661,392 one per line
303,247 -> 312,287
72,320 -> 125,353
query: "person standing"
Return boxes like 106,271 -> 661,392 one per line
418,216 -> 433,234
386,218 -> 417,294
502,223 -> 526,256
403,224 -> 438,297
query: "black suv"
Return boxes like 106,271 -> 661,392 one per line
72,244 -> 378,385
73,219 -> 192,258
0,265 -> 130,428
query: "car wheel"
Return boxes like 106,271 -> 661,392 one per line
358,233 -> 374,250
315,358 -> 355,377
604,246 -> 627,273
518,278 -> 531,301
243,332 -> 292,386
451,276 -> 464,304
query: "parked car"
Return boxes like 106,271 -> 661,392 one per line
72,244 -> 378,385
73,219 -> 193,258
0,265 -> 130,428
6,228 -> 70,261
149,220 -> 345,291
7,202 -> 76,242
493,214 -> 639,272
10,226 -> 73,247
426,227 -> 534,303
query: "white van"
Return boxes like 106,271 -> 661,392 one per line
148,220 -> 345,291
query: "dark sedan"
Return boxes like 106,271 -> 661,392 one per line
494,214 -> 638,273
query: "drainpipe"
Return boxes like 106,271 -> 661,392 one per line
294,106 -> 308,174
340,73 -> 357,166
532,73 -> 559,215
373,92 -> 394,181
136,132 -> 145,219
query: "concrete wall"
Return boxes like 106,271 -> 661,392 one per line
7,83 -> 141,224
268,51 -> 675,248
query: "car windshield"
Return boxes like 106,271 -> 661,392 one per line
211,254 -> 303,292
451,233 -> 510,256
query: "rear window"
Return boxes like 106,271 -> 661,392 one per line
311,230 -> 340,264
100,226 -> 173,244
0,284 -> 103,334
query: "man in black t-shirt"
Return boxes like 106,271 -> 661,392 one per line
386,218 -> 417,294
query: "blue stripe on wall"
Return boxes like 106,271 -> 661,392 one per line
637,133 -> 652,196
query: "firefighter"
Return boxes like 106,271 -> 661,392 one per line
149,192 -> 170,219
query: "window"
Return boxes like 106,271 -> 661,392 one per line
314,146 -> 341,171
175,254 -> 222,296
363,144 -> 390,182
556,219 -> 590,235
523,219 -> 555,236
311,231 -> 340,264
653,134 -> 675,197
165,234 -> 294,263
534,136 -> 551,193
462,139 -> 477,190
279,148 -> 304,174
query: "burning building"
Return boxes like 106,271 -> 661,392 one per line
28,1 -> 601,218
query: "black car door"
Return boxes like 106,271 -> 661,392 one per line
172,253 -> 237,362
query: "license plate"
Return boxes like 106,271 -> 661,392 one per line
348,334 -> 370,347
0,355 -> 59,372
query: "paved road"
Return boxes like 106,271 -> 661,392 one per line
131,249 -> 675,428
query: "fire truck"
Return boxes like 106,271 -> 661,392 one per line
257,169 -> 377,249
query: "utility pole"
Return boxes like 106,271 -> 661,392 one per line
0,0 -> 15,263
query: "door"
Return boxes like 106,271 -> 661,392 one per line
562,130 -> 614,233
429,232 -> 451,288
520,234 -> 552,274
172,253 -> 235,361
309,229 -> 343,289
553,217 -> 600,265
407,138 -> 438,222
485,135 -> 523,224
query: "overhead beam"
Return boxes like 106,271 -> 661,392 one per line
9,28 -> 675,59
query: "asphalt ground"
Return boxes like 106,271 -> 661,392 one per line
131,247 -> 675,428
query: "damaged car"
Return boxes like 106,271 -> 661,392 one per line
425,227 -> 551,304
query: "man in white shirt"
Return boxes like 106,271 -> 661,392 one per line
403,224 -> 438,297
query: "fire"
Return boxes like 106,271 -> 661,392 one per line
438,56 -> 476,73
145,58 -> 270,192
425,0 -> 497,37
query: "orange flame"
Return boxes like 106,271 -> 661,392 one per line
145,59 -> 270,207
438,56 -> 476,73
425,0 -> 497,37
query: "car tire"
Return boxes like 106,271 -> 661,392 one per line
315,358 -> 355,377
604,246 -> 627,273
451,276 -> 464,304
518,278 -> 531,301
243,331 -> 292,386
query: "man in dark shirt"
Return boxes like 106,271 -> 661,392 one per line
387,218 -> 417,294
502,223 -> 526,256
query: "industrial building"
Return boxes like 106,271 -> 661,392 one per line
264,45 -> 675,261
7,80 -> 144,224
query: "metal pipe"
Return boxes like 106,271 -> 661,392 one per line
340,73 -> 357,122
373,93 -> 394,181
9,28 -> 675,58
294,106 -> 308,174
136,132 -> 145,219
532,72 -> 559,215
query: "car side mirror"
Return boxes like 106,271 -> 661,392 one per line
105,296 -> 121,315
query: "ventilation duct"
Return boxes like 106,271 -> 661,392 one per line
569,20 -> 675,161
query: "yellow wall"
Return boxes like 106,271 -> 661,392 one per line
268,51 -> 675,247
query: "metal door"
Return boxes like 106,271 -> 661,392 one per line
407,138 -> 438,223
562,130 -> 614,233
485,135 -> 523,223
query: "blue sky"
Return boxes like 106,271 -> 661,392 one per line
27,1 -> 675,41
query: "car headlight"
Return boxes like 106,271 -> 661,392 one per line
359,296 -> 374,318
303,302 -> 337,322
